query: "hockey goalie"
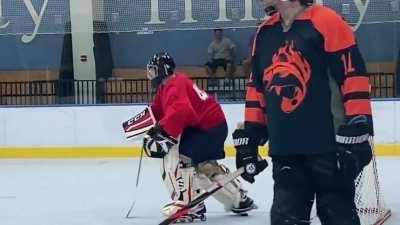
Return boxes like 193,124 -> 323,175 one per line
123,52 -> 265,223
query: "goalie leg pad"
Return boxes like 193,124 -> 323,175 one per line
161,150 -> 194,200
161,166 -> 205,217
161,152 -> 205,217
161,149 -> 181,201
196,161 -> 251,212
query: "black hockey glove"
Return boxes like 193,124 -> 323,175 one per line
336,117 -> 373,180
232,125 -> 268,183
143,125 -> 178,158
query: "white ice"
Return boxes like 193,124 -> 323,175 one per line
0,157 -> 398,225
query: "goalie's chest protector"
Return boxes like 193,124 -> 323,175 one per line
252,5 -> 350,155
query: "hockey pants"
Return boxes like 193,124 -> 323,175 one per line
270,153 -> 361,225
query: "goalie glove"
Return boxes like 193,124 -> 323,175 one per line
122,107 -> 156,140
232,124 -> 268,183
143,125 -> 178,158
336,115 -> 373,179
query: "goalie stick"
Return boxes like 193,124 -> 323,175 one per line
125,147 -> 144,218
158,167 -> 245,225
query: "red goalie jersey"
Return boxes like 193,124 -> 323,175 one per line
150,72 -> 226,138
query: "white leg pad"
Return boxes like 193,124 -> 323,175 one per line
196,162 -> 242,211
160,149 -> 198,201
160,148 -> 181,201
161,166 -> 203,217
160,150 -> 204,217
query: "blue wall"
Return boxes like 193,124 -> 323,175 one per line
356,23 -> 400,62
110,23 -> 400,68
0,0 -> 399,71
0,23 -> 398,71
109,28 -> 256,68
0,34 -> 64,70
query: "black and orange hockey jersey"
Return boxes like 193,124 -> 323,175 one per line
245,5 -> 373,155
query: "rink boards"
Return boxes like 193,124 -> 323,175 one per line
0,100 -> 399,158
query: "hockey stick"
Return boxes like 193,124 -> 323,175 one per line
158,167 -> 245,225
125,146 -> 145,218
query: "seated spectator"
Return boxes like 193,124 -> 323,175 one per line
205,29 -> 236,79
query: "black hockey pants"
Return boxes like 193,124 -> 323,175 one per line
270,153 -> 361,225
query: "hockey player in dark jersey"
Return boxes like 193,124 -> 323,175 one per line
142,52 -> 257,222
232,0 -> 373,225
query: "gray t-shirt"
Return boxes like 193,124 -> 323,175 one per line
208,37 -> 235,61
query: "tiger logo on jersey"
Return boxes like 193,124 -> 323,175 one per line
263,41 -> 311,113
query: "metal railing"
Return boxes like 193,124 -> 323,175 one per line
0,73 -> 397,106
369,73 -> 397,98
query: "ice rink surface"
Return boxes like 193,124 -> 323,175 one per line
0,157 -> 398,225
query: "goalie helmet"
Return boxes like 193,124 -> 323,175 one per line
147,52 -> 176,88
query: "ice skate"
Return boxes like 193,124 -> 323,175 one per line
231,189 -> 258,215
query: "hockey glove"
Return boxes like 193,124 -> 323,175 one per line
336,117 -> 373,180
143,125 -> 178,158
232,126 -> 268,183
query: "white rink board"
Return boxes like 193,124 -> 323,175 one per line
0,100 -> 399,147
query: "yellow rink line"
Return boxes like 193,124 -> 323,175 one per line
0,144 -> 399,159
